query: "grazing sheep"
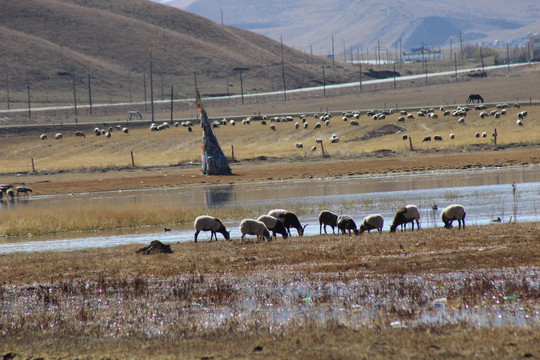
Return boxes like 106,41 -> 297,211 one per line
450,133 -> 455,139
429,113 -> 439,119
230,120 -> 236,126
407,114 -> 414,119
268,209 -> 307,236
6,189 -> 15,199
475,132 -> 480,138
359,214 -> 384,233
314,122 -> 322,129
350,120 -> 359,126
398,116 -> 405,122
193,215 -> 230,243
518,111 -> 527,120
303,122 -> 309,129
269,124 -> 276,131
325,120 -> 330,126
122,127 -> 129,134
482,132 -> 487,138
458,117 -> 465,124
311,146 -> 317,151
240,219 -> 271,243
516,119 -> 523,126
441,204 -> 466,229
105,131 -> 111,138
40,134 -> 47,140
16,186 -> 32,196
188,126 -> 193,132
337,215 -> 359,235
294,122 -> 300,129
400,110 -> 407,115
422,136 -> 431,142
390,205 -> 420,232
295,142 -> 303,149
257,215 -> 288,239
318,210 -> 338,234
75,131 -> 86,137
330,134 -> 339,143
434,135 -> 443,141
315,138 -> 323,144
55,133 -> 63,140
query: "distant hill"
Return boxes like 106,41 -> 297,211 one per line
184,0 -> 540,53
0,0 -> 360,104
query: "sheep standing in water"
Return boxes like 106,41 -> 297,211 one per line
239,219 -> 271,243
257,215 -> 288,240
390,205 -> 420,232
268,209 -> 307,236
193,215 -> 230,242
318,210 -> 338,234
16,186 -> 32,197
337,215 -> 359,235
441,204 -> 466,229
359,214 -> 384,233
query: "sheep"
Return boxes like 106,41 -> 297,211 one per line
390,205 -> 420,232
337,215 -> 359,235
518,111 -> 527,120
55,133 -> 63,139
193,215 -> 230,243
350,120 -> 359,126
269,124 -> 276,131
294,122 -> 300,129
400,110 -> 407,115
315,138 -> 323,144
429,113 -> 439,119
105,131 -> 111,138
475,132 -> 480,138
122,127 -> 129,134
407,114 -> 414,119
314,122 -> 322,129
295,142 -> 303,149
458,117 -> 465,124
434,135 -> 443,141
75,131 -> 86,137
450,133 -> 455,139
239,219 -> 271,243
311,146 -> 317,151
330,135 -> 339,143
422,136 -> 431,142
482,132 -> 487,138
325,120 -> 330,126
359,214 -> 384,233
257,215 -> 288,239
516,119 -> 523,126
16,186 -> 32,196
268,209 -> 307,236
229,120 -> 235,126
318,210 -> 338,234
303,122 -> 309,129
398,116 -> 405,122
441,204 -> 466,229
402,135 -> 408,140
40,134 -> 47,140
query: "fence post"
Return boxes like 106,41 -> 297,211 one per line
31,158 -> 35,172
231,145 -> 235,161
131,151 -> 135,167
409,137 -> 414,151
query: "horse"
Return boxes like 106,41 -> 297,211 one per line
467,94 -> 484,104
127,111 -> 142,121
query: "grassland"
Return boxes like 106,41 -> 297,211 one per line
0,222 -> 539,359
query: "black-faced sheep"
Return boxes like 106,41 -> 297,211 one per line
193,215 -> 230,242
55,133 -> 63,139
434,135 -> 443,141
441,204 -> 466,229
239,219 -> 271,243
390,205 -> 420,232
268,209 -> 307,236
422,136 -> 431,142
337,215 -> 359,235
318,210 -> 338,234
75,131 -> 86,137
40,134 -> 47,140
257,215 -> 288,239
16,186 -> 32,196
359,214 -> 384,233
295,142 -> 303,149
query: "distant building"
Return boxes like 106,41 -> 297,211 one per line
529,34 -> 540,61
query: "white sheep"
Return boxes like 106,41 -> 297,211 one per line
239,219 -> 271,243
40,134 -> 47,140
314,122 -> 322,129
295,142 -> 303,149
359,214 -> 384,233
294,122 -> 300,130
389,205 -> 420,232
319,210 -> 338,234
303,122 -> 308,129
268,209 -> 307,236
441,204 -> 466,229
315,138 -> 323,144
330,134 -> 339,143
193,215 -> 230,242
257,215 -> 288,239
55,133 -> 63,139
458,117 -> 465,124
516,119 -> 523,126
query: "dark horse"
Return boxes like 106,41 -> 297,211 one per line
467,94 -> 484,104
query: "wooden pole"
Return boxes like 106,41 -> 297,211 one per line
409,137 -> 414,151
320,141 -> 325,157
31,158 -> 35,172
231,145 -> 235,161
170,86 -> 174,124
131,151 -> 135,167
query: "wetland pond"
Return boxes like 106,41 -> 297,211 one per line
1,165 -> 539,254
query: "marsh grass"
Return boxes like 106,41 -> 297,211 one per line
0,223 -> 538,359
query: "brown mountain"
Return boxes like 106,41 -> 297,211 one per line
0,0 -> 359,104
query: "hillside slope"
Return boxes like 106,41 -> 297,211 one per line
0,0 -> 359,103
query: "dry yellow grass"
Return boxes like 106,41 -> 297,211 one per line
1,105 -> 538,174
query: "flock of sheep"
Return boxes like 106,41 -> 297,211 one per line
39,124 -> 129,140
0,184 -> 32,201
192,204 -> 466,244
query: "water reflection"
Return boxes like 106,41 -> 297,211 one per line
0,165 -> 539,253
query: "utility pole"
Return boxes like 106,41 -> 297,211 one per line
331,34 -> 335,70
170,86 -> 174,124
87,70 -> 93,116
26,78 -> 31,121
5,70 -> 10,110
128,67 -> 133,103
458,31 -> 463,60
281,35 -> 287,101
143,72 -> 147,112
72,67 -> 78,124
225,55 -> 229,96
322,65 -> 326,97
149,53 -> 154,122
479,47 -> 485,72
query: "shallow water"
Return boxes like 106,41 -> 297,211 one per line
1,165 -> 539,253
